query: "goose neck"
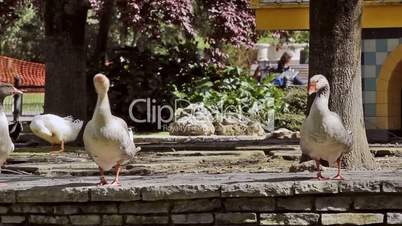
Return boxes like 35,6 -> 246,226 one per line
310,88 -> 330,116
0,97 -> 5,113
94,92 -> 112,123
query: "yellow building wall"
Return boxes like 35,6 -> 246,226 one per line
376,45 -> 402,129
256,7 -> 309,30
254,2 -> 402,130
255,4 -> 402,30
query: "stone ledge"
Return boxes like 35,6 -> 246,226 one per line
321,213 -> 384,225
0,171 -> 402,203
260,213 -> 320,225
0,171 -> 401,225
134,135 -> 270,144
142,184 -> 221,201
133,134 -> 301,151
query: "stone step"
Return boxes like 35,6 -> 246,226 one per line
0,172 -> 401,225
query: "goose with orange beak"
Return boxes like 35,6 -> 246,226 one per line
300,74 -> 352,180
84,74 -> 139,186
0,83 -> 23,185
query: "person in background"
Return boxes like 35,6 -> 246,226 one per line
274,52 -> 306,86
253,60 -> 271,82
276,52 -> 292,73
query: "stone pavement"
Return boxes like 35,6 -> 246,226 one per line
1,170 -> 402,191
0,171 -> 401,225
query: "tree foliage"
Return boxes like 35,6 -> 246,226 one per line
2,0 -> 256,131
2,0 -> 255,64
88,0 -> 256,130
90,0 -> 256,64
0,0 -> 22,34
203,0 -> 255,47
0,1 -> 44,61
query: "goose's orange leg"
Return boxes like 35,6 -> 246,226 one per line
315,160 -> 329,180
333,158 -> 345,180
97,167 -> 108,186
50,140 -> 64,155
111,162 -> 121,186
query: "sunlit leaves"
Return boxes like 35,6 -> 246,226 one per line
90,0 -> 255,64
0,0 -> 23,34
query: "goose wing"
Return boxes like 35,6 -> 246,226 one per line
300,111 -> 352,163
100,116 -> 138,158
324,112 -> 352,152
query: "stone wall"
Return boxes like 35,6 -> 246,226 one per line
0,173 -> 402,225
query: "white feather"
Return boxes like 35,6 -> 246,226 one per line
300,75 -> 352,165
84,74 -> 139,171
128,127 -> 134,141
30,114 -> 83,144
0,112 -> 14,166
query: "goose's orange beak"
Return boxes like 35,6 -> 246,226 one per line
308,82 -> 316,95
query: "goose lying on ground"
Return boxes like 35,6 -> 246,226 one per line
84,73 -> 139,186
300,74 -> 352,180
30,114 -> 83,154
0,83 -> 23,184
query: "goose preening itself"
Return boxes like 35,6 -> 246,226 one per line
84,73 -> 139,186
30,114 -> 83,154
0,83 -> 23,184
300,74 -> 352,180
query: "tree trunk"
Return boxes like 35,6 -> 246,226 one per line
44,0 -> 89,122
92,0 -> 115,62
309,0 -> 375,169
87,0 -> 115,122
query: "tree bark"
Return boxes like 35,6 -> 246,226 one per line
44,0 -> 89,122
92,0 -> 115,62
309,0 -> 375,169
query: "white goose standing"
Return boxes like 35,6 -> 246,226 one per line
84,73 -> 139,186
0,83 -> 23,184
300,74 -> 352,180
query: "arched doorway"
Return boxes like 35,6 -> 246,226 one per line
376,44 -> 402,129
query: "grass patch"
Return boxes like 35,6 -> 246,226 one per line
4,93 -> 44,114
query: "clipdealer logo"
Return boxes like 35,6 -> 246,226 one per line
128,98 -> 275,131
128,98 -> 191,129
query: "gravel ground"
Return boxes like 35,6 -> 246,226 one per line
2,145 -> 402,177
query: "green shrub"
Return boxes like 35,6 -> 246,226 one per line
282,87 -> 307,115
98,42 -> 203,131
275,86 -> 307,131
275,113 -> 305,132
172,66 -> 284,131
